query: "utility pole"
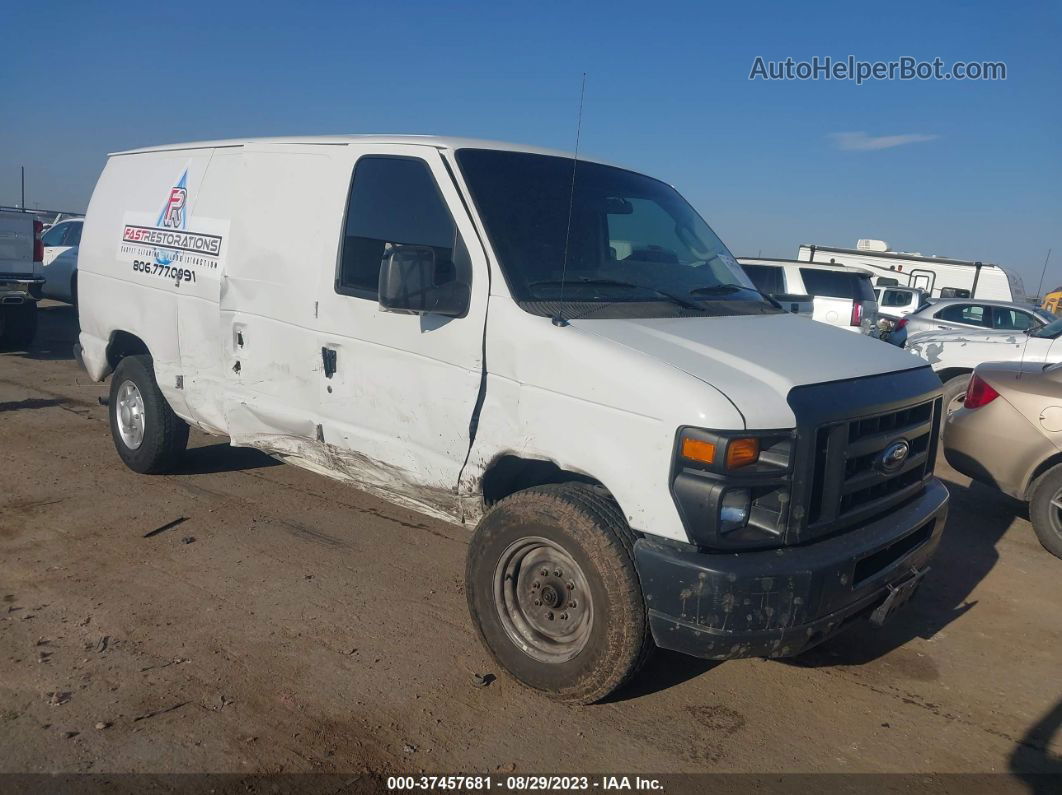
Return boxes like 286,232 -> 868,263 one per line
21,166 -> 25,211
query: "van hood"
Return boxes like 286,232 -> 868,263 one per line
572,312 -> 928,428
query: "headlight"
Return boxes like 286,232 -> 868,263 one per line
720,488 -> 751,532
672,427 -> 794,549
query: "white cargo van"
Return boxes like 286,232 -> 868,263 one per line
76,136 -> 949,703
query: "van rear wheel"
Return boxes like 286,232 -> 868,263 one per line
465,483 -> 652,705
108,354 -> 188,474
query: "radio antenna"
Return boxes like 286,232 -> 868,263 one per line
1018,247 -> 1053,380
1035,247 -> 1053,303
553,72 -> 587,327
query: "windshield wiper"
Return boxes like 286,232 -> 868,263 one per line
690,283 -> 756,296
528,277 -> 706,312
690,283 -> 782,308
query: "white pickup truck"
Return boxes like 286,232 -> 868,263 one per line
0,210 -> 45,348
76,135 -> 949,703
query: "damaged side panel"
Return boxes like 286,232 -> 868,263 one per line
457,300 -> 746,543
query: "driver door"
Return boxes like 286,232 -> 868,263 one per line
313,145 -> 489,522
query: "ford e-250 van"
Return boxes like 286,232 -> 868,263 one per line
75,136 -> 949,704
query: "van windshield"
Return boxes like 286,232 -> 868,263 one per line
455,149 -> 777,319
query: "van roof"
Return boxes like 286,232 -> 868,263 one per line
109,134 -> 600,162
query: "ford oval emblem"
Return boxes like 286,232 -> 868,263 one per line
878,440 -> 910,473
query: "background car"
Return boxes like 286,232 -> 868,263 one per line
944,360 -> 1062,559
40,217 -> 82,304
875,285 -> 929,320
901,297 -> 1052,336
873,286 -> 931,345
907,315 -> 1062,413
738,258 -> 877,333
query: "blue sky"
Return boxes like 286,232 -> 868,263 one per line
3,1 -> 1059,290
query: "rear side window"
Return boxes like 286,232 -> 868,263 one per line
936,303 -> 990,327
799,269 -> 875,301
741,264 -> 785,295
337,157 -> 466,298
881,289 -> 911,307
64,222 -> 83,247
41,223 -> 68,247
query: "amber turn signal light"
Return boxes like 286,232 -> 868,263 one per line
680,437 -> 716,465
725,438 -> 760,469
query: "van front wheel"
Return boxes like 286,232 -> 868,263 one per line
108,354 -> 188,474
465,484 -> 652,705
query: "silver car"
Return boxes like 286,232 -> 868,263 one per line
901,298 -> 1053,337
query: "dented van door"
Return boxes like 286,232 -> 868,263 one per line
218,143 -> 353,456
311,145 -> 489,522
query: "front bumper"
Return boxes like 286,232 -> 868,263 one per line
634,478 -> 948,660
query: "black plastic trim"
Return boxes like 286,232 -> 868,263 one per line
636,478 -> 948,660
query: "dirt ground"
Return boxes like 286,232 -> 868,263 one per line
1,302 -> 1060,781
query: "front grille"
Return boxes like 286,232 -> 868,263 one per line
806,397 -> 942,533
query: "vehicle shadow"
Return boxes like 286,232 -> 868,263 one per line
1009,698 -> 1062,788
179,442 -> 282,476
614,474 -> 1021,699
18,302 -> 78,361
788,476 -> 1020,668
604,650 -> 721,703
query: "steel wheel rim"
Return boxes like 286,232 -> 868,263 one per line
116,380 -> 146,450
493,536 -> 594,664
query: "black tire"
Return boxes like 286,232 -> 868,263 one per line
0,302 -> 37,350
942,373 -> 972,415
1029,464 -> 1062,559
465,483 -> 653,705
108,354 -> 188,474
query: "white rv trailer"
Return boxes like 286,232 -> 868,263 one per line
797,240 -> 1025,303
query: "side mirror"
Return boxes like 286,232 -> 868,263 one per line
378,245 -> 470,318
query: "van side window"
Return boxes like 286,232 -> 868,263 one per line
337,156 -> 467,299
740,264 -> 784,295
